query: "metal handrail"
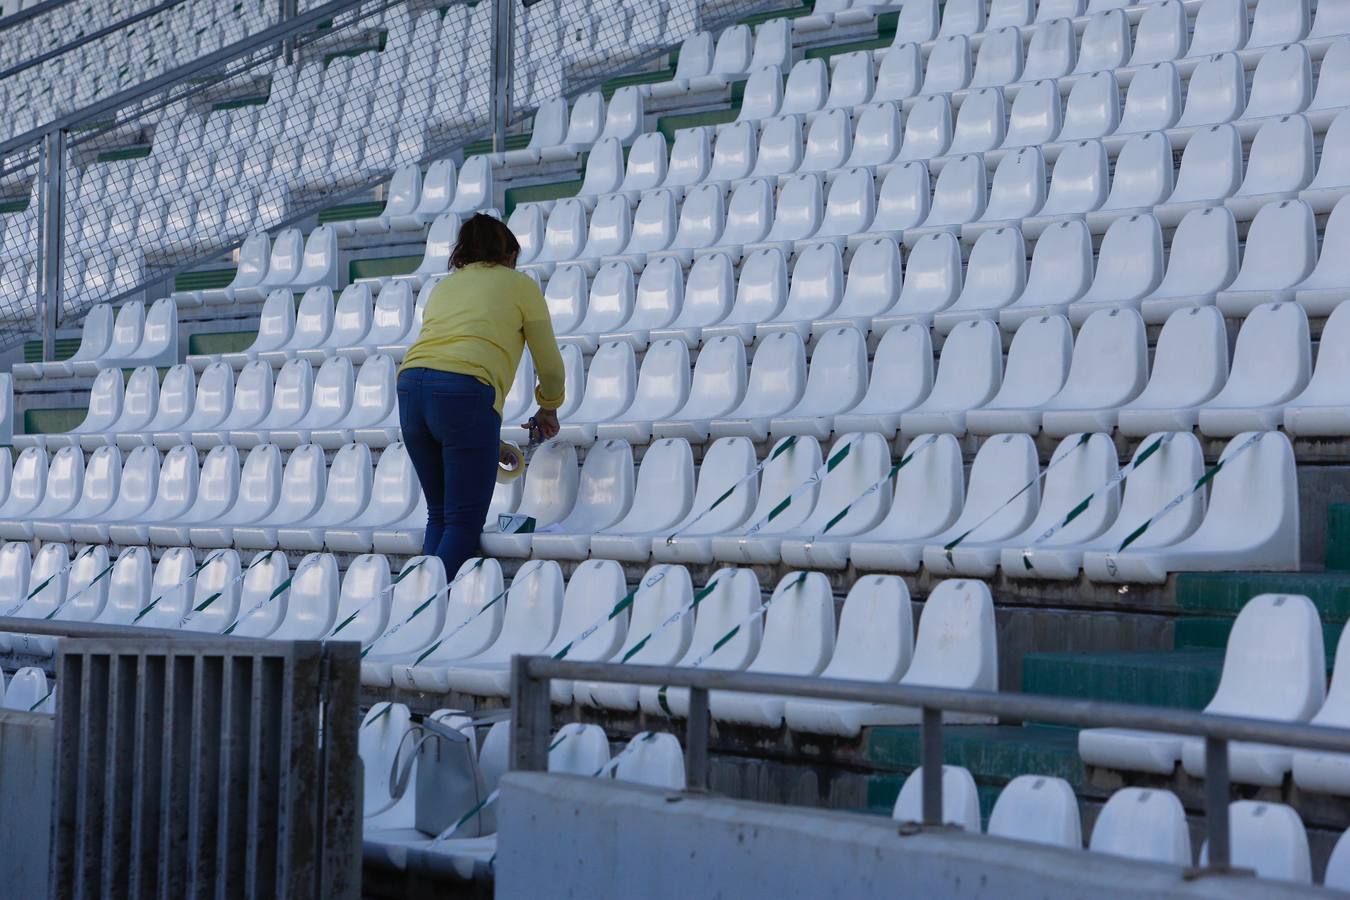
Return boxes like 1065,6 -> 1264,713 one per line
0,0 -> 194,83
0,0 -> 374,158
510,656 -> 1350,874
0,0 -> 80,33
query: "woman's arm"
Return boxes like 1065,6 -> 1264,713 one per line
522,291 -> 566,415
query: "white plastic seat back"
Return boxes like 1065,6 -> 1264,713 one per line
1244,45 -> 1312,120
581,263 -> 635,335
982,147 -> 1046,224
664,128 -> 711,189
834,237 -> 900,324
738,572 -> 835,678
98,547 -> 154,626
544,266 -> 588,335
707,122 -> 756,183
1129,1 -> 1186,66
987,775 -> 1081,848
668,185 -> 724,256
549,723 -> 610,776
1075,9 -> 1129,74
613,733 -> 685,790
1023,19 -> 1075,81
225,551 -> 290,638
477,560 -> 565,661
1199,802 -> 1311,883
1089,788 -> 1191,865
328,554 -> 393,646
778,244 -> 843,324
971,29 -> 1023,90
1203,302 -> 1310,418
1176,52 -> 1245,128
670,254 -> 735,332
1038,139 -> 1108,217
892,766 -> 980,831
836,325 -> 933,433
1120,307 -> 1229,430
976,315 -> 1072,418
817,576 -> 913,683
727,332 -> 806,420
1118,63 -> 1181,134
738,435 -> 822,534
901,579 -> 997,692
906,319 -> 1003,420
513,442 -> 580,529
897,96 -> 953,162
875,43 -> 923,103
724,249 -> 788,329
268,554 -> 340,640
663,438 -> 758,537
1058,72 -> 1120,142
870,162 -> 930,232
627,257 -> 684,333
736,67 -> 783,122
629,341 -> 691,423
1234,117 -> 1314,204
817,169 -> 875,240
1142,207 -> 1238,321
1002,78 -> 1061,149
625,190 -> 677,256
1003,219 -> 1093,318
923,35 -> 972,95
570,342 -> 636,425
752,115 -> 803,178
580,196 -> 631,260
554,440 -> 634,533
3,667 -> 53,713
542,559 -> 628,663
1101,134 -> 1174,213
32,446 -> 84,521
847,103 -> 901,168
139,547 -> 199,628
621,133 -> 668,194
950,88 -> 1007,156
1203,594 -> 1326,725
669,568 -> 763,674
945,227 -> 1027,318
359,702 -> 413,828
893,233 -> 962,317
923,155 -> 986,228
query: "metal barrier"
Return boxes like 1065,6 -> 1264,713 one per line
0,0 -> 780,356
510,656 -> 1350,873
0,616 -> 361,899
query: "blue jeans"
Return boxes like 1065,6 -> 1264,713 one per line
397,368 -> 502,577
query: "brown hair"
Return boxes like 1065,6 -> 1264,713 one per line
450,212 -> 521,270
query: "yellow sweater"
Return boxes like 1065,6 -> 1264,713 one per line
399,263 -> 566,416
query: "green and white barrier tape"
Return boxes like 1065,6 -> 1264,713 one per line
221,553 -> 322,636
940,433 -> 1094,567
132,550 -> 235,625
406,580 -> 515,669
177,550 -> 290,629
738,438 -> 857,541
28,686 -> 55,713
550,568 -> 671,662
663,435 -> 801,546
39,558 -> 116,621
800,434 -> 940,550
1019,433 -> 1175,572
655,572 -> 807,717
332,558 -> 435,640
1101,431 -> 1265,574
618,575 -> 722,664
3,545 -> 100,617
428,731 -> 572,844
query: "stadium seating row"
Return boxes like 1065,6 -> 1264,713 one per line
0,424 -> 1297,581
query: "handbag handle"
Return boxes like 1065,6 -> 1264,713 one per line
371,710 -> 514,817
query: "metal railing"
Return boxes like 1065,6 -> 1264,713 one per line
510,656 -> 1350,873
0,0 -> 780,357
0,615 -> 362,898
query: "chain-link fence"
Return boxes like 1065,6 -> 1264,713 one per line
0,0 -> 783,352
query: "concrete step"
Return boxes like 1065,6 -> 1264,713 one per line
1175,572 -> 1350,623
1021,648 -> 1225,711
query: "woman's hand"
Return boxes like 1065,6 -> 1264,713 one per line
526,407 -> 560,442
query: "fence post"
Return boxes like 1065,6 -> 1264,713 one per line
510,655 -> 550,772
37,127 -> 66,363
1204,737 -> 1231,869
490,0 -> 514,153
685,686 -> 710,792
278,0 -> 298,64
920,706 -> 944,827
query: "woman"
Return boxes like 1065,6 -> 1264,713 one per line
398,212 -> 565,576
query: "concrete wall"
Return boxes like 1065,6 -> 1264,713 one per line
0,710 -> 53,900
496,773 -> 1325,900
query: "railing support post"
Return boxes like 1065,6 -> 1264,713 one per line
37,127 -> 66,362
490,0 -> 514,153
510,655 -> 550,772
685,686 -> 710,792
1204,737 -> 1231,870
279,0 -> 298,64
920,706 -> 944,827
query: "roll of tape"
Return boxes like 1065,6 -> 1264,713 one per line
497,441 -> 526,483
